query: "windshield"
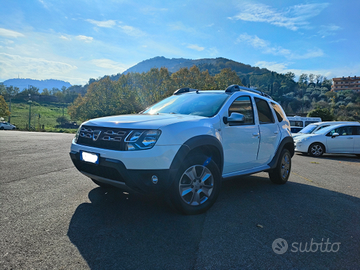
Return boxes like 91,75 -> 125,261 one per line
314,125 -> 337,135
143,92 -> 229,117
298,124 -> 317,134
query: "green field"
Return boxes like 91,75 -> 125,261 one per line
7,100 -> 77,133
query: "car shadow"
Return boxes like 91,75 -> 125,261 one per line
295,152 -> 360,163
68,175 -> 360,269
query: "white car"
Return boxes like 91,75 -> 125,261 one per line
294,123 -> 360,157
292,121 -> 359,138
0,122 -> 16,130
70,85 -> 294,214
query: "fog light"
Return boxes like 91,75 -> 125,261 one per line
152,175 -> 158,184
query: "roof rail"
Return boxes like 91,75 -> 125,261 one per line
173,87 -> 198,95
225,84 -> 272,99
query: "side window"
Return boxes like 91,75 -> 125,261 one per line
228,96 -> 254,125
254,97 -> 275,124
271,102 -> 285,122
290,121 -> 303,127
356,126 -> 360,135
329,126 -> 354,136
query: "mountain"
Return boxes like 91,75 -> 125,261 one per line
122,56 -> 270,76
2,78 -> 72,92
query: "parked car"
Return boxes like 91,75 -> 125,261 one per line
0,122 -> 16,130
294,123 -> 360,157
292,121 -> 359,138
288,116 -> 321,133
70,85 -> 294,214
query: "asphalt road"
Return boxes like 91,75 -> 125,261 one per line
1,131 -> 360,269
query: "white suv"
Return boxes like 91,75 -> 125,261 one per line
70,85 -> 294,214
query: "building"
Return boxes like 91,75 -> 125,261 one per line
331,76 -> 360,92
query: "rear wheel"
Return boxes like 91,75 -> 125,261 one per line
170,154 -> 221,215
269,149 -> 291,184
308,143 -> 325,157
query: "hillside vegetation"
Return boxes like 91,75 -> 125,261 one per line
1,57 -> 359,126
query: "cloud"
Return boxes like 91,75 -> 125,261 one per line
187,44 -> 204,51
59,35 -> 70,41
318,24 -> 341,37
91,59 -> 127,71
118,25 -> 145,37
75,35 -> 93,42
169,22 -> 196,33
230,2 -> 330,31
0,28 -> 25,38
237,33 -> 291,56
0,52 -> 77,82
85,19 -> 117,28
254,61 -> 360,80
238,33 -> 324,59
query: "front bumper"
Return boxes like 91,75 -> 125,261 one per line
294,141 -> 309,153
70,151 -> 177,194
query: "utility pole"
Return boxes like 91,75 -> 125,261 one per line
8,96 -> 11,123
28,94 -> 32,129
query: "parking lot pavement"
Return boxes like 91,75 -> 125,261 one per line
1,131 -> 360,269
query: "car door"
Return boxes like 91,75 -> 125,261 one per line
221,95 -> 260,174
326,126 -> 355,153
254,97 -> 281,164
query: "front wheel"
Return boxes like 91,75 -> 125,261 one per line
170,154 -> 221,215
269,149 -> 291,184
308,143 -> 325,157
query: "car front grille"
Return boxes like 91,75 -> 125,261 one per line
77,125 -> 131,150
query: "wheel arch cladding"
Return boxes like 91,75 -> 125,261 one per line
170,135 -> 224,174
268,136 -> 294,169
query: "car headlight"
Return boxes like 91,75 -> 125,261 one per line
295,137 -> 309,143
74,124 -> 82,143
125,130 -> 161,150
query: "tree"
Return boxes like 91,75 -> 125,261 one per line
0,95 -> 10,117
307,108 -> 334,121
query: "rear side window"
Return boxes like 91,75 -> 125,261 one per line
271,102 -> 286,122
228,96 -> 254,125
254,98 -> 275,124
290,121 -> 303,127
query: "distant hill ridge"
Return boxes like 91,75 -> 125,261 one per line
2,78 -> 71,92
109,56 -> 270,81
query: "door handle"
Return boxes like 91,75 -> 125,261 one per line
274,131 -> 279,134
252,133 -> 259,137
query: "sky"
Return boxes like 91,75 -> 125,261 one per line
0,0 -> 359,86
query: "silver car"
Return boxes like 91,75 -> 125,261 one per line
0,122 -> 16,130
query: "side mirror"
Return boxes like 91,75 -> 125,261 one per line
331,132 -> 340,138
223,112 -> 245,125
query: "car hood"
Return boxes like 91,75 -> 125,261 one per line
82,113 -> 207,129
293,133 -> 319,141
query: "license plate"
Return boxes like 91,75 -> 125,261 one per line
80,151 -> 99,164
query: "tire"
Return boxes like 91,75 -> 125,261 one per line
269,149 -> 291,184
91,178 -> 113,188
0,127 -> 4,130
356,154 -> 360,158
308,143 -> 325,157
170,154 -> 221,215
